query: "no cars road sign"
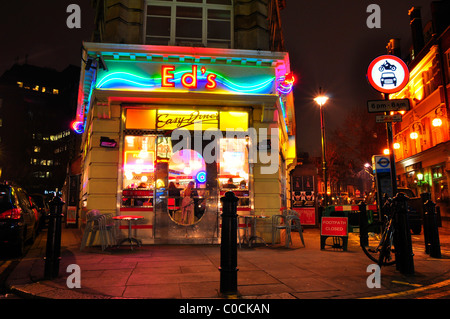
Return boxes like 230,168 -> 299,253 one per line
367,55 -> 409,94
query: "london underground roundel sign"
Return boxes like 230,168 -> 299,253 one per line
367,55 -> 409,94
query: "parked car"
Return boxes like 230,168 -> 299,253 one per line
30,193 -> 51,229
0,183 -> 39,255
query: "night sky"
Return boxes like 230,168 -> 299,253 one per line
0,0 -> 436,156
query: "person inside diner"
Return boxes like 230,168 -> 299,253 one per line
168,181 -> 181,206
223,178 -> 237,189
181,181 -> 195,224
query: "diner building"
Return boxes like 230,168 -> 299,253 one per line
74,0 -> 296,244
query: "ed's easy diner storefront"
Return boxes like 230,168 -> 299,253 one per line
75,43 -> 296,244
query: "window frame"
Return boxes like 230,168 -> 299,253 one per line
144,0 -> 234,48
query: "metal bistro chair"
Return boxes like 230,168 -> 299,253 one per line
80,210 -> 117,251
100,213 -> 118,250
272,209 -> 305,248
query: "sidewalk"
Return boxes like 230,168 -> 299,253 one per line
5,221 -> 450,300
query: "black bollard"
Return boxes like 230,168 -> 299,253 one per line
44,196 -> 65,279
424,199 -> 441,258
421,193 -> 431,254
219,191 -> 239,296
393,193 -> 414,275
359,201 -> 369,248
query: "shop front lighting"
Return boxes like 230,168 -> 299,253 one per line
71,121 -> 84,134
432,118 -> 442,127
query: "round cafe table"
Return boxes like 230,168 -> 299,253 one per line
113,215 -> 144,250
239,215 -> 269,248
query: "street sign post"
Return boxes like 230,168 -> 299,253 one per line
366,55 -> 409,94
367,55 -> 410,200
367,98 -> 410,113
375,114 -> 402,123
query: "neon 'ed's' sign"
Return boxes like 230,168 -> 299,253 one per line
95,61 -> 276,94
161,65 -> 217,90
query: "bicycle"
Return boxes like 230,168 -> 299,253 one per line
360,197 -> 397,266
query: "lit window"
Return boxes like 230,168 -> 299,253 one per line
145,0 -> 233,48
219,137 -> 249,187
34,146 -> 41,153
33,85 -> 39,91
53,89 -> 59,94
42,87 -> 46,93
17,81 -> 23,88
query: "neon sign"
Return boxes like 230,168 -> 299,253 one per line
277,72 -> 295,94
161,65 -> 217,90
124,151 -> 155,173
156,110 -> 219,130
71,121 -> 84,134
95,63 -> 276,94
196,171 -> 207,183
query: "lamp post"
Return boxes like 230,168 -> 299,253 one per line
314,89 -> 329,207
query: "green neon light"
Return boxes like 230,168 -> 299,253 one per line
95,69 -> 275,94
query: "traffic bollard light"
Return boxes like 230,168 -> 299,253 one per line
393,193 -> 415,275
219,191 -> 239,296
44,196 -> 65,279
424,199 -> 441,258
359,201 -> 369,248
421,193 -> 431,254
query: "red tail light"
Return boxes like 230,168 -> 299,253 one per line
0,208 -> 22,219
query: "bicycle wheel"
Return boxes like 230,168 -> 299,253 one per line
361,219 -> 396,266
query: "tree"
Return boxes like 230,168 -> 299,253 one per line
326,105 -> 387,193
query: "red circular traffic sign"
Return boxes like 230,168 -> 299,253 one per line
367,55 -> 409,94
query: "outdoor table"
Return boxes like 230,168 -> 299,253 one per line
239,215 -> 269,248
113,215 -> 144,250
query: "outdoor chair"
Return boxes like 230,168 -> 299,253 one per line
271,209 -> 305,248
99,213 -> 118,250
80,210 -> 117,251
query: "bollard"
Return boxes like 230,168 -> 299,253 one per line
359,201 -> 369,248
424,199 -> 441,258
420,193 -> 431,254
219,191 -> 239,296
393,193 -> 414,275
44,196 -> 65,279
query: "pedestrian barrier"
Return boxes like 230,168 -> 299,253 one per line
320,204 -> 379,251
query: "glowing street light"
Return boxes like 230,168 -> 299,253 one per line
315,88 -> 329,206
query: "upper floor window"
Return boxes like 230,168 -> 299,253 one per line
145,0 -> 233,48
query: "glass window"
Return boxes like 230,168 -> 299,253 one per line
122,135 -> 157,207
168,149 -> 206,225
219,138 -> 249,187
219,137 -> 249,207
146,0 -> 232,47
147,16 -> 171,37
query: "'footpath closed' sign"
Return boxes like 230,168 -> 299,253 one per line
320,217 -> 348,237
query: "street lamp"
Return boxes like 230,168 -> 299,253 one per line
314,89 -> 329,207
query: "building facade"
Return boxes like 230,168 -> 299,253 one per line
390,2 -> 450,219
0,64 -> 80,195
75,0 -> 296,244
